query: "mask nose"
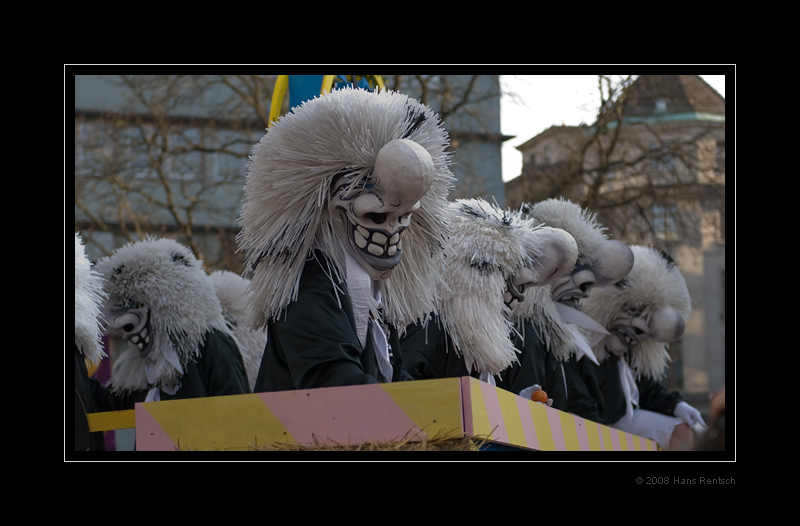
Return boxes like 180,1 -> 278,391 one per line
648,307 -> 686,342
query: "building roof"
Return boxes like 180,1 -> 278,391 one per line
613,74 -> 725,119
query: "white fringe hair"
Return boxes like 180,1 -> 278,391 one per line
581,245 -> 692,380
526,197 -> 607,259
75,233 -> 107,366
209,270 -> 266,392
436,198 -> 550,374
511,198 -> 611,361
94,237 -> 235,395
237,87 -> 455,331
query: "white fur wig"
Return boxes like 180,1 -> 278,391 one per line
209,270 -> 266,391
436,198 -> 553,374
74,233 -> 107,366
525,198 -> 607,259
512,198 -> 610,361
581,245 -> 692,380
237,87 -> 455,331
94,237 -> 235,395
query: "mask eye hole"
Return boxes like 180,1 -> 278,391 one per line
364,212 -> 387,224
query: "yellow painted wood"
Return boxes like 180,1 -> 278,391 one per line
529,401 -> 555,451
141,394 -> 291,451
466,380 -> 494,440
584,420 -> 602,451
559,410 -> 581,451
382,378 -> 464,439
87,410 -> 135,432
495,387 -> 528,446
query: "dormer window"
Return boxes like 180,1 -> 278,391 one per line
655,98 -> 668,114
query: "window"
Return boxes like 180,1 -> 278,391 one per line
653,205 -> 678,241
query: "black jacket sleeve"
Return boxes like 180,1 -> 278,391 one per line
637,375 -> 684,416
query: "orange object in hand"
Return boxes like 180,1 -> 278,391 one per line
531,389 -> 548,404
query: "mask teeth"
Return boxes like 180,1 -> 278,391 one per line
129,327 -> 150,351
354,226 -> 401,257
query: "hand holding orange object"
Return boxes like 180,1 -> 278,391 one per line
520,384 -> 553,406
531,389 -> 549,404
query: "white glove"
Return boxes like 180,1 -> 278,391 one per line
674,401 -> 706,432
519,384 -> 553,407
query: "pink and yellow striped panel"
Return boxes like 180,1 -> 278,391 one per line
461,377 -> 658,451
134,377 -> 658,451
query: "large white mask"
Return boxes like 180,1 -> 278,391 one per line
605,304 -> 686,356
104,300 -> 153,357
329,139 -> 435,280
504,227 -> 578,309
550,239 -> 634,310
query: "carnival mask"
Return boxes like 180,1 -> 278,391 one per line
504,227 -> 578,309
105,300 -> 153,357
550,239 -> 634,310
605,304 -> 686,355
329,139 -> 435,280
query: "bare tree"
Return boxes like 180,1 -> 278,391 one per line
507,74 -> 725,249
74,74 -> 501,270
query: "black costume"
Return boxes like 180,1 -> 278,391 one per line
496,321 -> 568,410
92,329 -> 249,411
254,252 -> 413,392
75,344 -> 106,451
401,314 -> 473,380
564,353 -> 684,425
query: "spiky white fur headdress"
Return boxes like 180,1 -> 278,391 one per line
436,198 -> 552,374
512,198 -> 610,361
581,245 -> 691,380
94,237 -> 235,395
524,197 -> 607,259
74,233 -> 107,366
238,87 -> 455,331
209,270 -> 266,391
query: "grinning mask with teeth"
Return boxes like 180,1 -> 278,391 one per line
94,237 -> 234,395
238,87 -> 455,332
329,139 -> 435,281
581,245 -> 692,380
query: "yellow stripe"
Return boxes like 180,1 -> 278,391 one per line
600,423 -> 614,451
559,411 -> 581,451
382,378 -> 463,438
529,402 -> 555,451
142,394 -> 292,451
468,382 -> 494,439
496,388 -> 527,446
584,420 -> 602,451
87,410 -> 135,432
617,429 -> 630,451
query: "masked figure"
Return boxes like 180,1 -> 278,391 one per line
93,237 -> 249,407
401,198 -> 578,388
74,233 -> 108,451
238,87 -> 454,392
503,198 -> 634,409
209,270 -> 266,392
566,245 -> 705,450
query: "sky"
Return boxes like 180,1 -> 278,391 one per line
499,75 -> 727,182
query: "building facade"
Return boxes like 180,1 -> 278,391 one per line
505,75 -> 726,410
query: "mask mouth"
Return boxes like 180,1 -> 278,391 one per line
503,276 -> 526,309
344,213 -> 404,271
555,290 -> 587,310
609,324 -> 646,352
107,303 -> 153,357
